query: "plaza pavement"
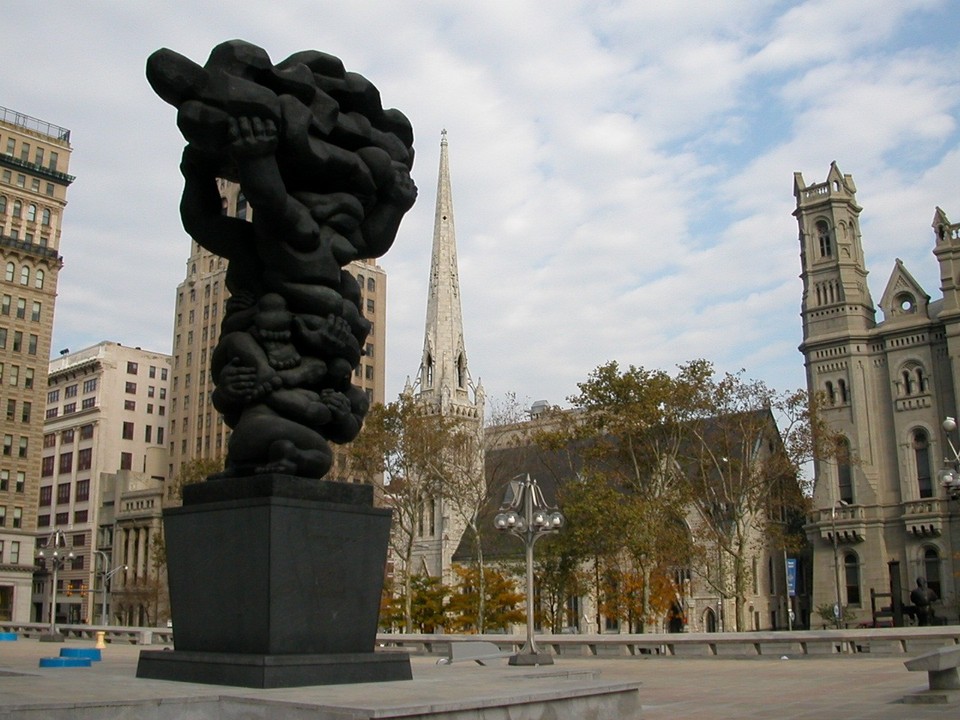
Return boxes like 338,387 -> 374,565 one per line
0,636 -> 955,719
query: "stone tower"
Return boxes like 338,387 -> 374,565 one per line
406,131 -> 484,581
797,163 -> 959,627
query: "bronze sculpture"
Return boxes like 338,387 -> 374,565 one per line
146,40 -> 416,479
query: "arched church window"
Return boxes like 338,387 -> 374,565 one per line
35,270 -> 44,289
913,429 -> 933,499
923,547 -> 941,597
916,367 -> 927,393
4,262 -> 14,282
817,220 -> 832,257
457,353 -> 467,389
902,370 -> 914,396
837,379 -> 848,404
837,437 -> 854,504
19,266 -> 29,285
425,354 -> 433,386
844,552 -> 861,605
825,381 -> 835,405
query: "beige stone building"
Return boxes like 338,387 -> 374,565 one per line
165,180 -> 387,494
36,342 -> 170,624
797,163 -> 960,626
0,106 -> 73,622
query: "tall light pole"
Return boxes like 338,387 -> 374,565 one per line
494,474 -> 564,666
830,500 -> 848,628
36,529 -> 73,642
94,550 -> 127,626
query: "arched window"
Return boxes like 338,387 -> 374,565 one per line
816,220 -> 832,257
457,353 -> 467,389
923,547 -> 942,598
425,354 -> 433,386
916,367 -> 927,393
838,379 -> 848,403
34,269 -> 44,289
902,370 -> 914,396
41,208 -> 50,226
914,429 -> 933,498
367,277 -> 375,292
19,266 -> 29,285
844,552 -> 861,605
837,437 -> 854,504
825,381 -> 835,405
26,204 -> 36,222
4,262 -> 13,282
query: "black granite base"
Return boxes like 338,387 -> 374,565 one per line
136,649 -> 412,688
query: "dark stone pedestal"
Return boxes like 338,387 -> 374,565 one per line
136,474 -> 410,687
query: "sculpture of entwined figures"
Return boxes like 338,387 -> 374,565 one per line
146,40 -> 417,479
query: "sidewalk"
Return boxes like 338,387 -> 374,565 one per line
0,636 -> 953,719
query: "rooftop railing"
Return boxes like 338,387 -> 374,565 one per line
0,106 -> 70,143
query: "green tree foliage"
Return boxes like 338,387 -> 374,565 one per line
446,564 -> 524,632
171,456 -> 225,503
349,395 -> 464,632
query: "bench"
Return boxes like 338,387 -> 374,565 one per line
437,641 -> 512,665
903,645 -> 960,703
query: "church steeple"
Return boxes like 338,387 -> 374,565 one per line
415,130 -> 482,416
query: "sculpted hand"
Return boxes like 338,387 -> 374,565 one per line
228,116 -> 278,158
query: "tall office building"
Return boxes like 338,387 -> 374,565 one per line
165,180 -> 387,495
797,163 -> 959,625
404,131 -> 484,581
0,106 -> 73,622
37,343 -> 170,624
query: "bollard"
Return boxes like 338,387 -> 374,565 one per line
95,631 -> 106,649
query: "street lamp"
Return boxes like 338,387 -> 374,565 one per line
94,550 -> 127,626
937,417 -> 960,500
830,500 -> 848,629
36,529 -> 73,642
494,474 -> 564,666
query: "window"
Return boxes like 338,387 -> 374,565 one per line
0,507 -> 5,526
64,384 -> 77,398
157,427 -> 164,445
24,368 -> 32,389
31,301 -> 40,321
0,471 -> 6,490
16,298 -> 25,319
41,208 -> 51,226
3,263 -> 12,282
15,472 -> 23,493
1,295 -> 9,315
43,433 -> 56,448
8,365 -> 17,386
81,397 -> 95,410
837,438 -> 854,504
41,456 -> 54,477
843,552 -> 861,605
367,277 -> 375,292
120,452 -> 133,470
20,401 -> 30,423
55,512 -> 68,525
127,361 -> 138,374
914,430 -> 933,499
62,403 -> 76,415
75,479 -> 90,502
77,448 -> 91,471
147,386 -> 155,398
144,425 -> 152,443
27,334 -> 37,355
35,270 -> 43,289
62,429 -> 74,444
125,382 -> 136,394
816,220 -> 832,257
37,515 -> 50,528
80,424 -> 93,440
5,398 -> 13,421
923,547 -> 942,598
49,151 -> 58,172
39,486 -> 52,506
48,389 -> 60,403
26,204 -> 36,222
9,541 -> 17,564
82,378 -> 97,393
12,507 -> 21,528
122,422 -> 134,440
0,328 -> 6,349
124,400 -> 136,411
19,266 -> 28,285
59,453 -> 73,474
18,437 -> 27,458
11,330 -> 21,352
57,483 -> 70,504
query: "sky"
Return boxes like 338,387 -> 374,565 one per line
3,0 -> 959,413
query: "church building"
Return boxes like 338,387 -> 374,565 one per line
796,163 -> 959,625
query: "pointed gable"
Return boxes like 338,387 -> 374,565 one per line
879,258 -> 930,323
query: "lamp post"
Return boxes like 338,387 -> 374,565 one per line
937,417 -> 960,500
494,474 -> 564,666
36,529 -> 73,642
830,500 -> 848,629
94,550 -> 127,626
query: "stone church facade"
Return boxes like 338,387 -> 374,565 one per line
797,163 -> 960,626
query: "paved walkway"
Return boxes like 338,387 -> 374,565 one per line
0,637 -> 955,718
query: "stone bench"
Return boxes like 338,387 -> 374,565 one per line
903,645 -> 960,704
437,640 -> 512,665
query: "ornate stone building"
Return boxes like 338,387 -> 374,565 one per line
0,106 -> 73,622
403,131 -> 484,582
797,163 -> 959,625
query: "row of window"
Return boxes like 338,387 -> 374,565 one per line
0,327 -> 38,355
840,547 -> 942,606
41,448 -> 93,477
0,505 -> 23,527
1,434 -> 27,457
2,137 -> 60,172
43,425 -> 94,448
5,398 -> 31,423
121,421 -> 164,445
0,197 -> 53,225
0,539 -> 22,565
125,361 -> 167,380
47,379 -> 97,403
836,426 -> 940,504
124,382 -> 165,399
44,397 -> 96,418
0,363 -> 35,389
3,262 -> 46,289
37,510 -> 87,529
1,295 -> 41,321
0,168 -> 57,197
0,469 -> 25,492
38,479 -> 90,505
